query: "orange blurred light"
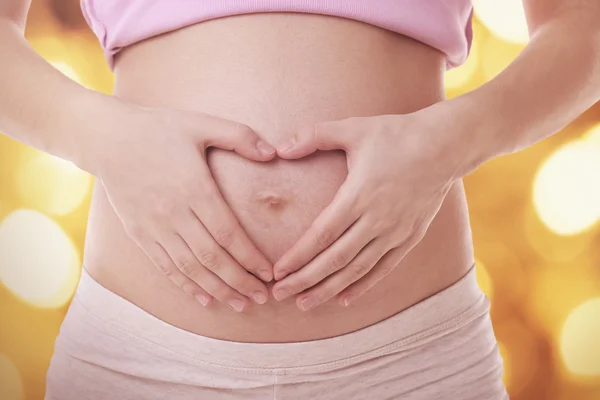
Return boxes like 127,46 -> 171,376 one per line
480,35 -> 525,81
532,140 -> 600,236
560,298 -> 600,377
444,22 -> 484,90
473,0 -> 529,44
475,259 -> 494,300
16,150 -> 92,216
50,61 -> 82,84
0,209 -> 81,308
0,354 -> 24,400
526,261 -> 600,338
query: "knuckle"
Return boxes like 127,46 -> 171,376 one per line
379,266 -> 393,278
229,276 -> 253,294
125,224 -> 146,242
312,291 -> 327,304
156,263 -> 174,278
180,281 -> 198,296
284,281 -> 301,295
415,225 -> 428,241
214,227 -> 236,249
198,250 -> 220,271
177,258 -> 200,279
234,122 -> 254,138
316,229 -> 335,248
192,186 -> 213,207
181,186 -> 198,202
294,278 -> 312,293
155,198 -> 177,218
329,253 -> 348,272
373,218 -> 393,234
213,285 -> 235,301
351,263 -> 371,278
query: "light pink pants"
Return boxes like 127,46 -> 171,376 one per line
45,266 -> 508,400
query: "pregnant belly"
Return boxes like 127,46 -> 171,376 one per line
207,148 -> 349,264
83,13 -> 475,342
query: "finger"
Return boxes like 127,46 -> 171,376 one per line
160,231 -> 250,312
175,208 -> 269,305
138,238 -> 213,306
273,177 -> 362,281
295,238 -> 389,311
337,232 -> 422,306
190,168 -> 273,282
276,118 -> 359,159
200,116 -> 276,161
271,215 -> 373,301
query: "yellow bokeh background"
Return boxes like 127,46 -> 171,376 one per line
1,1 -> 600,399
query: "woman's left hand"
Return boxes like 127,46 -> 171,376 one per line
271,108 -> 462,311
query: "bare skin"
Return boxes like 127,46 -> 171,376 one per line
2,0 -> 599,343
84,14 -> 475,342
268,0 -> 600,311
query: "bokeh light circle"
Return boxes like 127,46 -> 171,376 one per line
526,261 -> 600,338
50,61 -> 82,84
532,140 -> 600,235
524,205 -> 594,262
473,243 -> 526,309
560,298 -> 600,376
16,151 -> 92,216
0,209 -> 80,308
473,0 -> 529,44
0,354 -> 24,400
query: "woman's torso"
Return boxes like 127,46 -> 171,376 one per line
83,13 -> 475,342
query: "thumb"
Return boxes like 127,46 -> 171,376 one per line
201,118 -> 276,161
276,120 -> 350,159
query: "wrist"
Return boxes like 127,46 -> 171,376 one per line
63,88 -> 139,176
418,92 -> 510,181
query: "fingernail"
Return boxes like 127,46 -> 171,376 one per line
195,294 -> 209,306
300,297 -> 316,311
228,298 -> 245,312
252,291 -> 267,304
277,137 -> 296,152
274,269 -> 288,280
256,140 -> 276,155
258,269 -> 272,282
274,287 -> 292,301
342,294 -> 356,307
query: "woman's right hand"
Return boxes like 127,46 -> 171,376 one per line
85,102 -> 276,312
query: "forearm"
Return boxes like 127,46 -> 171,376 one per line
437,6 -> 600,179
0,20 -> 122,173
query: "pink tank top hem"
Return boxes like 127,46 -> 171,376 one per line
80,0 -> 473,71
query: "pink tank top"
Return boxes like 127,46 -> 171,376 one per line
81,0 -> 473,71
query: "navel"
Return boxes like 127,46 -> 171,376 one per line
255,190 -> 287,208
